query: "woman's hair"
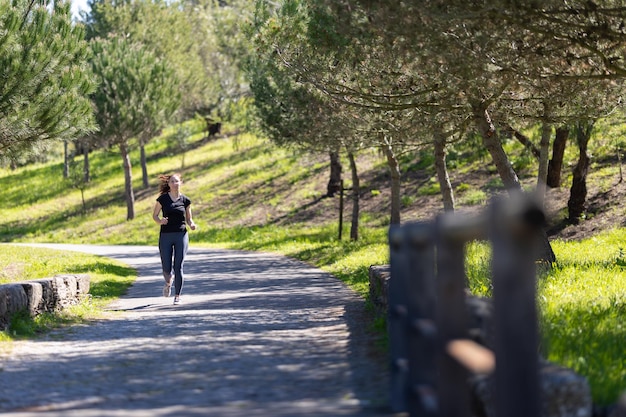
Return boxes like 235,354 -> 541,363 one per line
158,174 -> 181,195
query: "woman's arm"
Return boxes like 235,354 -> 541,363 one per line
152,201 -> 168,225
185,206 -> 197,230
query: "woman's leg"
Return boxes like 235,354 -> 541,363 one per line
172,232 -> 189,296
158,234 -> 175,284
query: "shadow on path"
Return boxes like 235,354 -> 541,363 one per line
0,244 -> 393,417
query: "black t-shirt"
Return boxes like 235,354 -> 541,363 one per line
157,193 -> 191,233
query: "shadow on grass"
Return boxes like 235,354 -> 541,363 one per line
66,261 -> 136,277
70,262 -> 136,299
89,278 -> 134,299
5,310 -> 80,339
542,301 -> 626,406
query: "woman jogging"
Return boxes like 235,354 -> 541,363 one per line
152,173 -> 196,305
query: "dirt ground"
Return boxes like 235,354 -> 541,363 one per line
268,152 -> 626,243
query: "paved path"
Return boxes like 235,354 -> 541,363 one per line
0,244 -> 392,417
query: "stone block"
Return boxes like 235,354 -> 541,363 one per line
4,284 -> 28,315
466,295 -> 495,349
76,274 -> 90,296
0,288 -> 8,329
55,274 -> 90,304
0,284 -> 28,330
51,275 -> 70,305
19,281 -> 44,316
470,361 -> 592,417
58,275 -> 78,307
368,265 -> 390,318
31,278 -> 59,312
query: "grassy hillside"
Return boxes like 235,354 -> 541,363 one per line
0,120 -> 625,405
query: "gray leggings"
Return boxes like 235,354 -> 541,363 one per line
158,231 -> 189,296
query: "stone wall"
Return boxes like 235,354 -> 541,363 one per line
0,274 -> 90,330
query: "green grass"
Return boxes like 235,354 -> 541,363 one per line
540,232 -> 626,405
465,234 -> 626,405
417,178 -> 441,196
458,189 -> 488,206
0,124 -> 624,405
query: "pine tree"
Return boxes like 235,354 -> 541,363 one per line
90,35 -> 180,220
0,0 -> 96,164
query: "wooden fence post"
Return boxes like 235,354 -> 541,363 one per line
405,223 -> 438,416
490,196 -> 543,417
388,224 -> 410,412
435,214 -> 471,417
387,194 -> 544,417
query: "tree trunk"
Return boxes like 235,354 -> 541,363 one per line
472,103 -> 521,190
80,188 -> 86,213
381,141 -> 401,225
83,143 -> 90,183
140,142 -> 149,189
347,151 -> 359,241
63,140 -> 69,179
434,130 -> 455,212
618,146 -> 624,183
472,102 -> 555,265
327,150 -> 342,197
547,126 -> 569,188
568,121 -> 594,224
536,120 -> 552,207
120,143 -> 135,221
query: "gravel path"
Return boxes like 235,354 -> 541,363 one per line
0,244 -> 392,417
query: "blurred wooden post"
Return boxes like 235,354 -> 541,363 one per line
435,215 -> 471,417
388,224 -> 410,412
405,223 -> 438,416
490,196 -> 542,417
387,194 -> 543,417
